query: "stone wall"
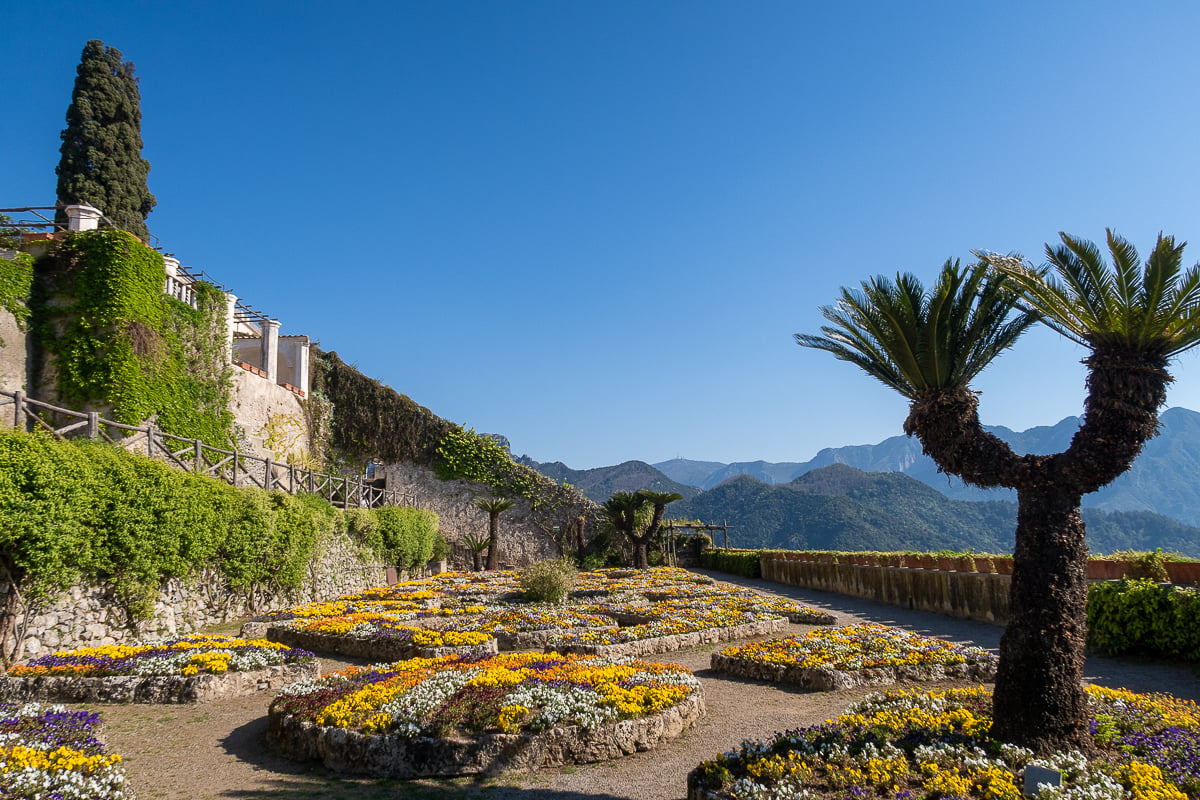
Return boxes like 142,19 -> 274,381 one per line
381,462 -> 564,569
230,369 -> 312,462
0,308 -> 26,407
2,532 -> 387,662
760,558 -> 1012,625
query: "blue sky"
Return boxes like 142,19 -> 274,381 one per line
7,2 -> 1200,469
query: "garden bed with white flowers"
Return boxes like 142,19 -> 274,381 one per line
710,623 -> 998,691
0,634 -> 318,704
267,651 -> 705,777
546,616 -> 788,658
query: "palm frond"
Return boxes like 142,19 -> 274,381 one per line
987,231 -> 1200,358
797,259 -> 1035,400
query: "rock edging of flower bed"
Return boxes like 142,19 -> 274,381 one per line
709,652 -> 998,691
0,660 -> 319,704
261,626 -> 499,661
267,692 -> 706,778
548,617 -> 787,658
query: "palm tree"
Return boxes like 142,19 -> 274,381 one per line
461,532 -> 491,572
798,237 -> 1200,753
473,496 -> 515,571
600,491 -> 682,569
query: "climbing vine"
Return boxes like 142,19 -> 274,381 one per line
0,251 -> 33,332
31,230 -> 235,447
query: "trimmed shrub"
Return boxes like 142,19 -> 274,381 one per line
699,548 -> 762,579
373,506 -> 439,569
519,558 -> 577,603
1087,578 -> 1200,660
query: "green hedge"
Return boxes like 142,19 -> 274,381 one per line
0,430 -> 437,619
1086,578 -> 1200,660
700,548 -> 762,579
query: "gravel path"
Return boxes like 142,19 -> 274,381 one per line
84,571 -> 1200,800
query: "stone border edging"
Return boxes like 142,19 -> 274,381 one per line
0,660 -> 319,704
262,626 -> 499,661
493,626 -> 616,651
709,652 -> 998,691
547,617 -> 788,658
267,692 -> 705,778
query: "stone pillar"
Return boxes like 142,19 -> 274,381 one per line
64,204 -> 103,232
261,319 -> 280,383
225,293 -> 238,360
297,339 -> 310,397
163,256 -> 180,280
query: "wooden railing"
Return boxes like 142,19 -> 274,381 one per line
0,389 -> 413,509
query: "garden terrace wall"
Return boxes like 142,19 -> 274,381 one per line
3,532 -> 387,661
268,692 -> 706,778
0,660 -> 318,704
759,557 -> 1012,625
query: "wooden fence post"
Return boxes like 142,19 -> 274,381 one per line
13,390 -> 24,430
265,457 -> 273,491
194,440 -> 202,473
146,425 -> 155,457
232,451 -> 240,487
86,411 -> 99,440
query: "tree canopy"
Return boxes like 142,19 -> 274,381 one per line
55,40 -> 156,241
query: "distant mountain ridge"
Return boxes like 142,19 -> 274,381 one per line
654,407 -> 1200,527
668,464 -> 1200,557
515,457 -> 700,503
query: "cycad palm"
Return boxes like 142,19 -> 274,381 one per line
797,232 -> 1200,754
473,496 -> 515,571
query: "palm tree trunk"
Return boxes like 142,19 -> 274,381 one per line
991,484 -> 1092,752
486,513 -> 501,571
632,536 -> 649,569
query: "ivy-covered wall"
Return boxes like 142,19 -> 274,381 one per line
312,348 -> 601,558
30,230 -> 235,447
0,247 -> 33,391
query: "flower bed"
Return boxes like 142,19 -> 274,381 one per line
0,701 -> 135,799
687,685 -> 1199,800
247,567 -> 831,659
267,651 -> 704,777
263,622 -> 499,663
0,634 -> 318,704
711,623 -> 998,691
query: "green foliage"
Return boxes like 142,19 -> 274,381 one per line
1115,548 -> 1172,582
1086,578 -> 1200,660
436,426 -> 542,501
430,531 -> 451,563
0,241 -> 33,329
0,430 -> 334,618
518,558 -> 577,604
32,230 -> 234,446
373,506 -> 438,569
311,348 -> 453,465
699,548 -> 762,579
55,40 -> 156,240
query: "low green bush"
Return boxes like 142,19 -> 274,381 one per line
699,548 -> 762,579
519,558 -> 577,603
1086,578 -> 1200,660
373,506 -> 438,569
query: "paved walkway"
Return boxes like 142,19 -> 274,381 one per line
693,568 -> 1200,702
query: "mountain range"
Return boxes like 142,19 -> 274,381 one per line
517,408 -> 1200,556
652,406 -> 1200,528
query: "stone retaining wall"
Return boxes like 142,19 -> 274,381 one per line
710,652 -> 998,692
380,461 -> 567,568
268,692 -> 705,778
261,626 -> 499,661
0,660 -> 318,704
4,532 -> 388,662
547,617 -> 788,658
760,559 -> 1012,624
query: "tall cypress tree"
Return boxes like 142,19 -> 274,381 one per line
55,40 -> 156,241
